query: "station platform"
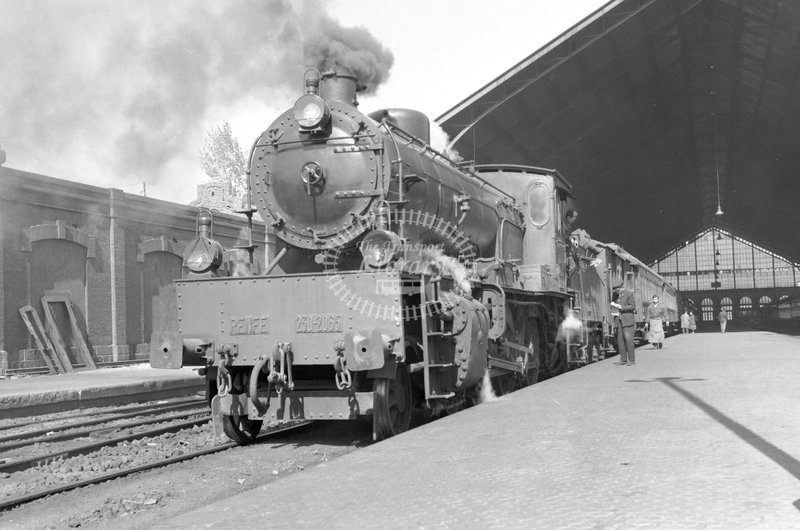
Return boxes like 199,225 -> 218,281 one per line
0,364 -> 204,418
158,331 -> 800,529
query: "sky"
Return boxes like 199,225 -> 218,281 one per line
0,0 -> 608,205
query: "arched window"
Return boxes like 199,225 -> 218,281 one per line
739,296 -> 752,318
701,298 -> 714,321
758,296 -> 772,310
720,297 -> 733,320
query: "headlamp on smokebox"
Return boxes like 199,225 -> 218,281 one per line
293,94 -> 330,131
184,210 -> 224,276
360,229 -> 402,269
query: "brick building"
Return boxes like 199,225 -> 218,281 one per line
0,167 -> 266,372
189,181 -> 243,213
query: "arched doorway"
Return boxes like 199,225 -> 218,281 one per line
30,239 -> 89,366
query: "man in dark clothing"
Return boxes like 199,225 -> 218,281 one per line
564,210 -> 578,235
564,210 -> 579,277
611,278 -> 637,365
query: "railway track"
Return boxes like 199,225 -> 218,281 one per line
0,397 -> 207,447
0,414 -> 311,512
0,416 -> 212,473
0,398 -> 211,473
0,396 -> 205,434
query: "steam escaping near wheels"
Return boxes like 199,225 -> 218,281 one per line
558,310 -> 583,344
479,369 -> 497,404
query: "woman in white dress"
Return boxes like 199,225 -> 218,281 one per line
646,295 -> 667,349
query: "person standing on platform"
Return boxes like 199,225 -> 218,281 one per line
718,309 -> 728,333
680,309 -> 691,335
646,294 -> 667,349
689,311 -> 697,334
611,279 -> 637,366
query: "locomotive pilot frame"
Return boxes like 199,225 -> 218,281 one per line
151,68 -> 678,443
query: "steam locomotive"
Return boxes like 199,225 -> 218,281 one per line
151,68 -> 678,443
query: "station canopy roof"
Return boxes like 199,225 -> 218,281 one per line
438,0 -> 800,265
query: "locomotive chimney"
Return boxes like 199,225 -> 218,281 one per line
319,68 -> 365,107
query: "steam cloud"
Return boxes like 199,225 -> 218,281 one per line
419,247 -> 472,292
430,123 -> 464,162
0,0 -> 394,201
557,309 -> 583,344
479,368 -> 497,404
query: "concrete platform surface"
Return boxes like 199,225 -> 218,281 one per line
0,364 -> 204,417
158,331 -> 800,529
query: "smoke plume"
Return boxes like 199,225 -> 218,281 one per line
0,0 -> 394,202
303,10 -> 394,94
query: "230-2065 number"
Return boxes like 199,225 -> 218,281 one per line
295,313 -> 343,333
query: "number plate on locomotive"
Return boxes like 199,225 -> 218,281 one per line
295,313 -> 343,333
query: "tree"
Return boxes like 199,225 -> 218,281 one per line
198,121 -> 247,207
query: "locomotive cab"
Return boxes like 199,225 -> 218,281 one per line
473,165 -> 575,294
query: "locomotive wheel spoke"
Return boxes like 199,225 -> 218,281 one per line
222,414 -> 263,445
373,364 -> 412,441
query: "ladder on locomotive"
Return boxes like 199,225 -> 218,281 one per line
419,275 -> 457,401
